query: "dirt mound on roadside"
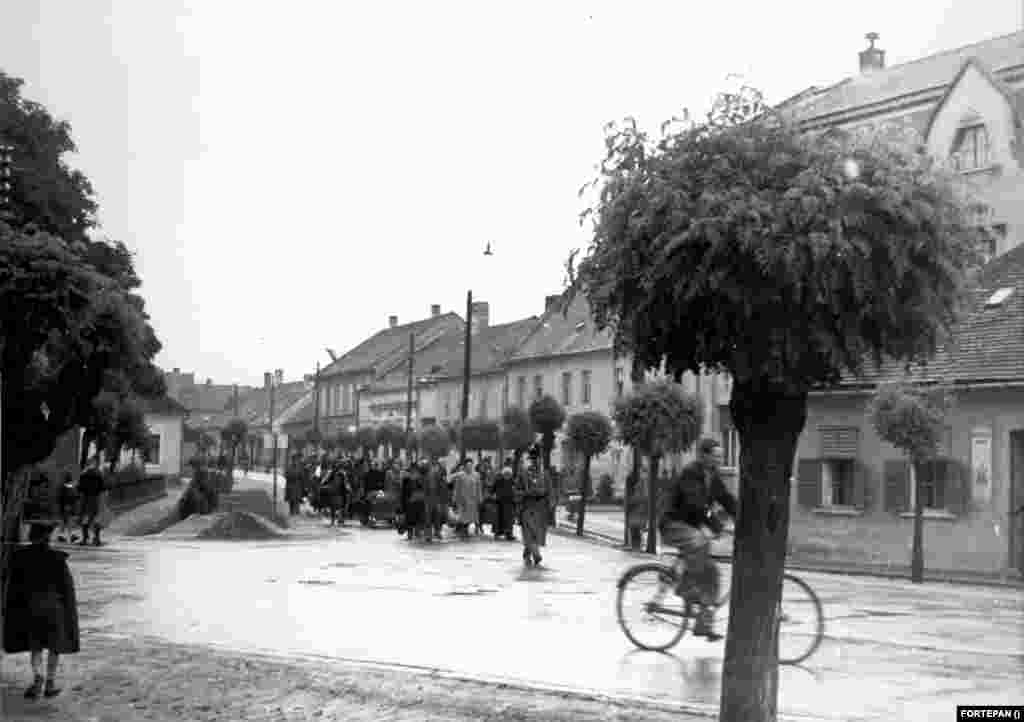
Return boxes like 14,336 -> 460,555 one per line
196,510 -> 285,540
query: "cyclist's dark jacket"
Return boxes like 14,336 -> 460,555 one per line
661,459 -> 737,534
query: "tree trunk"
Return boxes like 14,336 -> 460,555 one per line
577,454 -> 591,536
645,454 -> 660,554
719,383 -> 807,722
910,460 -> 924,583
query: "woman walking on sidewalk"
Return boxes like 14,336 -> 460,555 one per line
2,520 -> 80,700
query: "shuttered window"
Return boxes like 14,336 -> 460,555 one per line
886,457 -> 970,515
820,426 -> 859,458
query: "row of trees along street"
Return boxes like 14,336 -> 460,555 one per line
0,72 -> 166,645
566,86 -> 979,721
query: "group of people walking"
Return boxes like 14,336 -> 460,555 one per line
284,444 -> 555,567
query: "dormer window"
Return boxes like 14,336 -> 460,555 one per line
950,124 -> 991,172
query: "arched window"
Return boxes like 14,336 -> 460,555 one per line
950,124 -> 991,171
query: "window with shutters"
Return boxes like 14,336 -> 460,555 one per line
821,458 -> 856,507
581,370 -> 592,405
819,426 -> 860,458
912,458 -> 951,510
561,372 -> 572,406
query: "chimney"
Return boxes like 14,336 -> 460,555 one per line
388,315 -> 398,328
544,294 -> 562,313
206,378 -> 212,386
264,372 -> 272,389
470,301 -> 490,334
431,304 -> 441,317
172,367 -> 180,374
859,32 -> 885,74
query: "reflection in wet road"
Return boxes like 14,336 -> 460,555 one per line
73,524 -> 1023,722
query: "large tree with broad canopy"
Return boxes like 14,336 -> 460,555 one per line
568,87 -> 975,722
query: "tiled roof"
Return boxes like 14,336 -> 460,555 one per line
508,294 -> 613,362
834,241 -> 1024,388
169,383 -> 239,413
430,316 -> 541,380
797,31 -> 1024,123
234,381 -> 311,427
321,313 -> 463,378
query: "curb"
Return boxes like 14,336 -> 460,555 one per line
552,524 -> 1024,589
84,631 -> 835,722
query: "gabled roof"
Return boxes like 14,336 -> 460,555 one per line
507,293 -> 613,363
169,382 -> 238,413
797,31 -> 1024,125
321,312 -> 464,379
428,316 -> 541,380
832,241 -> 1024,389
234,381 -> 311,427
922,57 -> 1024,140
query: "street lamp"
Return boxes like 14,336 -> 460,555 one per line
265,368 -> 283,510
458,242 -> 495,463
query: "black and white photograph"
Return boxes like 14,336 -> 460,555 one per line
1,2 -> 1022,720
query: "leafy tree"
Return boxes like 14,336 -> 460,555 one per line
500,406 -> 534,474
221,419 -> 248,467
1,73 -> 164,478
460,418 -> 501,460
569,86 -> 973,721
867,382 -> 952,583
103,397 -> 150,471
377,424 -> 406,458
356,426 -> 378,457
529,395 -> 566,474
613,380 -> 702,553
418,426 -> 451,460
566,411 -> 613,536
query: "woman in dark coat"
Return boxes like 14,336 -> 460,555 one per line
3,520 -> 80,699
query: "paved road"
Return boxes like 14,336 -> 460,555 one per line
67,473 -> 1023,722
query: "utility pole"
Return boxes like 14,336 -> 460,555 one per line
268,369 -> 282,511
313,361 -> 321,437
405,332 -> 415,462
459,290 -> 472,463
233,384 -> 239,418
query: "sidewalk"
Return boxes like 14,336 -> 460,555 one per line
0,633 -> 717,722
555,508 -> 1024,588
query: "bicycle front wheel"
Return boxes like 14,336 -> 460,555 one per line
777,573 -> 824,665
616,563 -> 690,652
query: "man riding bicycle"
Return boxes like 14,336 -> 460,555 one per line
659,437 -> 737,641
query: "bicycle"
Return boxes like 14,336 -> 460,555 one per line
615,528 -> 824,665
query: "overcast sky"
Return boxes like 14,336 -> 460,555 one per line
1,1 -> 1018,387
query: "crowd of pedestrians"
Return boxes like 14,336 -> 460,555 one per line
282,444 -> 557,567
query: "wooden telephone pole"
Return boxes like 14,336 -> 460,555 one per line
459,290 -> 472,463
405,333 -> 415,461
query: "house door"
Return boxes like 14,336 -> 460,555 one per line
1008,431 -> 1024,575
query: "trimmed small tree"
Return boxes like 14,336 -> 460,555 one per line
501,405 -> 535,474
356,426 -> 378,457
613,380 -> 703,553
867,381 -> 952,583
461,418 -> 501,461
530,395 -> 567,526
418,425 -> 451,460
566,411 -> 613,536
571,85 -> 974,721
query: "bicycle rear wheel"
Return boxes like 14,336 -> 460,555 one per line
777,573 -> 824,665
616,563 -> 690,652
